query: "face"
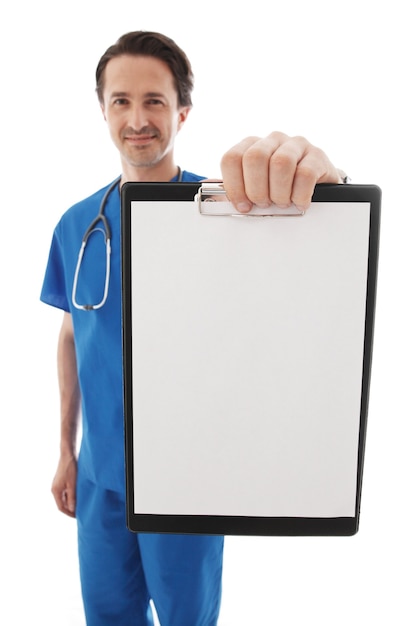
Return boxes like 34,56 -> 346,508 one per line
100,55 -> 190,177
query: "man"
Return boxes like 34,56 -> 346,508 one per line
41,31 -> 345,626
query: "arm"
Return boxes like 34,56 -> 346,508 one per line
51,312 -> 80,518
220,131 -> 345,213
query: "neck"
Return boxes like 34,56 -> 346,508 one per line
120,158 -> 179,186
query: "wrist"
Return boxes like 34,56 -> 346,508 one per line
59,444 -> 77,460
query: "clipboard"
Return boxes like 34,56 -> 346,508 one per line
121,182 -> 381,536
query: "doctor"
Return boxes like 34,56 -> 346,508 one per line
41,30 -> 345,626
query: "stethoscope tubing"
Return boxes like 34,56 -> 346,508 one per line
72,170 -> 183,311
71,176 -> 121,311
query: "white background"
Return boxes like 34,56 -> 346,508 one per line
1,1 -> 416,624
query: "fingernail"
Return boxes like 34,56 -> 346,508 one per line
256,202 -> 271,209
236,202 -> 252,213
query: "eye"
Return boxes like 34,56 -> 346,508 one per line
113,98 -> 129,106
146,98 -> 164,106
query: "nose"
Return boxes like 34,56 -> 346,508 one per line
128,105 -> 149,131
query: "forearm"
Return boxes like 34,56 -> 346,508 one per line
57,312 -> 81,458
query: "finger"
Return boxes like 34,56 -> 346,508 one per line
51,485 -> 76,517
64,488 -> 76,517
241,132 -> 295,209
268,135 -> 310,208
51,483 -> 64,511
220,136 -> 261,213
290,146 -> 339,211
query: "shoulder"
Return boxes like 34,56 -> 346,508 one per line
53,180 -> 120,236
62,180 -> 117,219
181,170 -> 205,182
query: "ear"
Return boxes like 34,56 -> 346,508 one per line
100,102 -> 107,122
177,106 -> 191,132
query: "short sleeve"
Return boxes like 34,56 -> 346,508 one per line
40,227 -> 71,312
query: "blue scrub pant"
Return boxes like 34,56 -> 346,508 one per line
76,475 -> 224,626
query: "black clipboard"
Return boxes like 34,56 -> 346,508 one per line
121,182 -> 380,536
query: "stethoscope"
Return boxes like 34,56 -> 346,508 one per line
72,169 -> 183,311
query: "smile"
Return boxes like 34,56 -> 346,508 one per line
125,135 -> 156,144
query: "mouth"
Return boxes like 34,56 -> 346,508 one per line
125,134 -> 156,146
123,127 -> 160,147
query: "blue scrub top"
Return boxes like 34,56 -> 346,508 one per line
41,171 -> 204,493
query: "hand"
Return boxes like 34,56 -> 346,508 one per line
51,453 -> 77,518
220,131 -> 343,213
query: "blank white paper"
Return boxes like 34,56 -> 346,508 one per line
129,201 -> 370,518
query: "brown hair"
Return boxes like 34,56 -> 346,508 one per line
95,31 -> 194,107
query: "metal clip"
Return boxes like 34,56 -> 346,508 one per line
195,183 -> 305,217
